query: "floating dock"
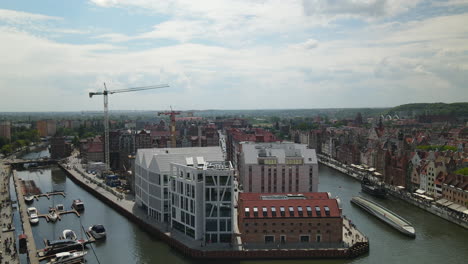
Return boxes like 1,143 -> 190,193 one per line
351,196 -> 416,237
35,209 -> 81,222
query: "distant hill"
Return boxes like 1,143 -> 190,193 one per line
387,102 -> 468,118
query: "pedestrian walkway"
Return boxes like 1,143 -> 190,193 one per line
12,170 -> 39,264
1,162 -> 19,264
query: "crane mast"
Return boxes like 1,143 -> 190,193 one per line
89,83 -> 169,170
158,109 -> 181,148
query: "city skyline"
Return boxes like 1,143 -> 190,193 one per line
1,0 -> 468,112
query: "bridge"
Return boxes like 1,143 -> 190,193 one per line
5,159 -> 59,170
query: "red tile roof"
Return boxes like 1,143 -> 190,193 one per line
229,128 -> 278,143
238,192 -> 341,219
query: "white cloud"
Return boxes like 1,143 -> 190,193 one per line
432,0 -> 468,7
0,9 -> 61,24
290,39 -> 319,50
1,3 -> 468,111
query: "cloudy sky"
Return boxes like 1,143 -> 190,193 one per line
0,0 -> 467,111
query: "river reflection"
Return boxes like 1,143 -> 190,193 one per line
14,166 -> 468,264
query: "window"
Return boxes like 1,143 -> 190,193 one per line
298,206 -> 303,216
264,235 -> 274,243
253,207 -> 258,217
280,235 -> 286,243
206,219 -> 217,231
306,206 -> 312,216
271,207 -> 277,217
289,206 -> 294,216
280,207 -> 285,216
324,206 -> 330,216
262,207 -> 268,217
300,235 -> 309,242
315,206 -> 321,216
245,207 -> 250,217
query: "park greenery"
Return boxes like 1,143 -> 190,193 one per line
416,145 -> 458,152
455,167 -> 468,176
0,128 -> 40,155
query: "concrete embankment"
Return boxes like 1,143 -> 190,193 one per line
317,156 -> 468,230
12,170 -> 40,264
58,163 -> 369,260
384,187 -> 468,229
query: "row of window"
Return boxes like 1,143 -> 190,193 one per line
249,229 -> 330,235
244,205 -> 330,217
245,222 -> 330,227
264,234 -> 322,243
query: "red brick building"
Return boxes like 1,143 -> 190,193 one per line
237,193 -> 343,246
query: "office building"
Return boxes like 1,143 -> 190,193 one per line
239,142 -> 319,193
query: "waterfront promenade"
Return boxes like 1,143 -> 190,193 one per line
12,171 -> 39,264
0,163 -> 19,264
317,154 -> 468,229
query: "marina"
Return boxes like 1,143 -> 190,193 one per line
351,196 -> 416,237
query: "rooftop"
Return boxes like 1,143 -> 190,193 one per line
136,147 -> 224,172
239,192 -> 341,219
241,142 -> 318,164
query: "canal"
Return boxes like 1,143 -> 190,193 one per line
12,165 -> 468,264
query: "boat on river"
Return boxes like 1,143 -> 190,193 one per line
46,251 -> 87,264
24,194 -> 35,203
40,239 -> 86,257
62,230 -> 77,241
88,224 -> 106,240
48,209 -> 58,222
361,177 -> 386,198
351,196 -> 416,237
71,199 -> 84,211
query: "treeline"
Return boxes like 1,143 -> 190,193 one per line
0,128 -> 40,155
387,102 -> 468,117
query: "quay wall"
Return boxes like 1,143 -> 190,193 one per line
58,163 -> 369,260
317,156 -> 468,230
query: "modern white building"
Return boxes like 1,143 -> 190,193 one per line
239,142 -> 319,193
170,160 -> 234,242
134,147 -> 234,243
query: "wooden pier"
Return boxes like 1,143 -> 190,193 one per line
33,191 -> 66,200
32,208 -> 81,222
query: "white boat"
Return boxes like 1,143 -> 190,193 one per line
56,204 -> 64,211
88,225 -> 106,239
351,196 -> 416,237
29,213 -> 39,225
71,199 -> 84,211
27,207 -> 38,216
24,194 -> 35,203
47,251 -> 87,264
62,230 -> 77,241
48,210 -> 58,222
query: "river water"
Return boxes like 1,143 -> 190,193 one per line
12,165 -> 468,264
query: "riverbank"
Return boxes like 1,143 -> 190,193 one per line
58,161 -> 369,260
317,155 -> 468,229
